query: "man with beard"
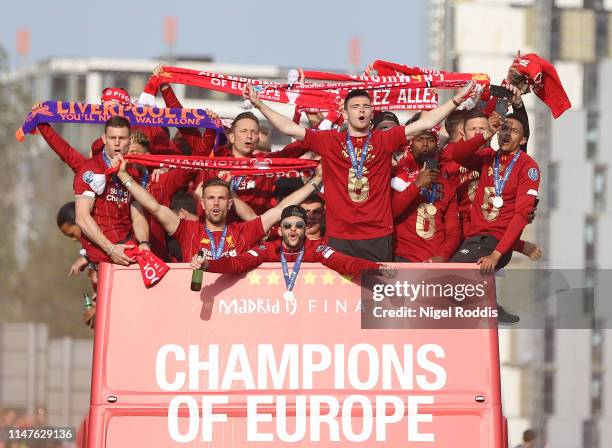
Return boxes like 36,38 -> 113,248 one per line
73,116 -> 150,266
244,81 -> 477,262
450,112 -> 540,274
440,111 -> 541,261
155,74 -> 307,216
190,206 -> 391,286
391,128 -> 461,262
112,155 -> 323,262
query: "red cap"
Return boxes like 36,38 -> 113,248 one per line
100,87 -> 131,106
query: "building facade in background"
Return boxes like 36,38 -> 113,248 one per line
1,56 -> 304,152
428,1 -> 612,447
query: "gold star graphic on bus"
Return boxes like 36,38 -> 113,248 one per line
338,274 -> 353,285
266,271 -> 281,285
247,271 -> 262,285
321,270 -> 335,285
302,270 -> 317,285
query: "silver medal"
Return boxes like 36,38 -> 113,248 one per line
492,196 -> 504,208
283,290 -> 295,302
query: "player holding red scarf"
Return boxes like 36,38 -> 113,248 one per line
244,81 -> 478,261
450,112 -> 540,273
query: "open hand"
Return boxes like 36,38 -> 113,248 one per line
68,256 -> 88,277
243,82 -> 263,108
488,111 -> 502,134
521,241 -> 542,261
477,250 -> 502,274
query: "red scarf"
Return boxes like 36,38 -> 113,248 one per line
124,246 -> 170,288
512,53 -> 571,118
141,67 -> 339,111
106,154 -> 318,178
141,65 -> 490,113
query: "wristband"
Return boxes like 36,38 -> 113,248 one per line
107,245 -> 115,257
310,180 -> 322,192
138,241 -> 151,247
122,177 -> 133,188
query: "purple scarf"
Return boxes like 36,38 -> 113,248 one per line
16,101 -> 226,146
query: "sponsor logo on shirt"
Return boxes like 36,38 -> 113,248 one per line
106,186 -> 130,205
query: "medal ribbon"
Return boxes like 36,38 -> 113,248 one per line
205,226 -> 228,260
493,150 -> 521,199
420,183 -> 438,204
230,176 -> 244,192
346,132 -> 372,180
280,247 -> 305,292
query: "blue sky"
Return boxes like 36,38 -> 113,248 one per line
0,0 -> 426,71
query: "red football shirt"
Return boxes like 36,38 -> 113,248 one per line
301,126 -> 408,240
439,135 -> 489,235
206,239 -> 380,277
73,152 -> 136,263
391,157 -> 461,262
171,216 -> 265,262
453,145 -> 540,254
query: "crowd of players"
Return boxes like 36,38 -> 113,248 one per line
46,59 -> 542,326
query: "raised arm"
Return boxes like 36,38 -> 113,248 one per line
159,81 -> 217,156
404,81 -> 477,138
244,82 -> 307,141
232,194 -> 258,221
452,113 -> 502,171
130,202 -> 150,250
113,155 -> 181,235
260,171 -> 322,231
37,123 -> 86,173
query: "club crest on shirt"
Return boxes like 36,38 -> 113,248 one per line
83,171 -> 95,184
528,168 -> 539,181
200,235 -> 236,249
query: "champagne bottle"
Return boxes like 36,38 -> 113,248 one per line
190,249 -> 206,291
83,293 -> 93,309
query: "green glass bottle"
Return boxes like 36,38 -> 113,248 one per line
83,293 -> 93,309
190,249 -> 206,291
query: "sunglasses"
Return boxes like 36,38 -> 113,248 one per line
282,221 -> 306,230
